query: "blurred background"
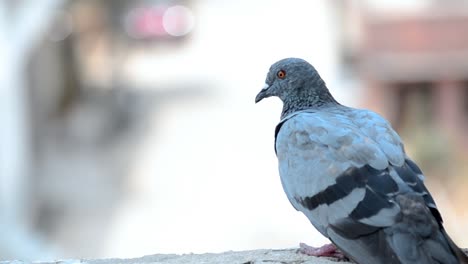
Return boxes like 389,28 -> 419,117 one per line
1,0 -> 467,261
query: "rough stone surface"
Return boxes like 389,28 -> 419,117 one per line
0,249 -> 349,264
1,248 -> 467,264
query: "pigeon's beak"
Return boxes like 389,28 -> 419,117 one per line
255,83 -> 270,103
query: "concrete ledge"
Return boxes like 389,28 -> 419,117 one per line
2,248 -> 467,264
0,249 -> 349,264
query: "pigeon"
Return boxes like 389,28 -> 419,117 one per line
255,58 -> 468,264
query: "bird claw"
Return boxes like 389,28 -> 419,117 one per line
298,242 -> 347,260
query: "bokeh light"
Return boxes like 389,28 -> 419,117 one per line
163,5 -> 195,37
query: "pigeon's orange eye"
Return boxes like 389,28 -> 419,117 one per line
277,70 -> 286,79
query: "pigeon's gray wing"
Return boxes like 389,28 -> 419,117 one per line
275,109 -> 467,264
275,110 -> 402,231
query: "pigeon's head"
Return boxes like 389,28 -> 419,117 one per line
255,58 -> 335,113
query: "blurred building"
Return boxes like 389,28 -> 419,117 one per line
28,0 -> 198,258
347,2 -> 468,164
2,0 -> 199,259
342,0 -> 468,244
359,6 -> 468,142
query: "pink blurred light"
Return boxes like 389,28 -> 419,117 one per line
163,5 -> 195,37
125,5 -> 194,39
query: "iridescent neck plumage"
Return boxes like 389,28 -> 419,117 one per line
280,85 -> 339,119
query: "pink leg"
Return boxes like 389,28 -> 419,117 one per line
299,242 -> 347,259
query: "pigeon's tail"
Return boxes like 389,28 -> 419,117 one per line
384,225 -> 466,264
440,228 -> 468,264
328,194 -> 467,264
383,194 -> 467,264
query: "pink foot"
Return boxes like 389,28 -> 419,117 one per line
299,242 -> 347,259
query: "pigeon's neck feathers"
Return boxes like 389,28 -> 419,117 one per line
280,81 -> 339,119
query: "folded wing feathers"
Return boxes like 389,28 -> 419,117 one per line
275,107 -> 468,263
276,108 -> 440,239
